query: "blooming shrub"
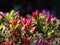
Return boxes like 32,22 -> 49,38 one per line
0,10 -> 60,45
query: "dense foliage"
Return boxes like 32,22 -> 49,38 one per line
0,10 -> 60,45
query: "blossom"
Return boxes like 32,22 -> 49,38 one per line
4,23 -> 9,27
21,37 -> 31,45
42,9 -> 47,15
7,30 -> 11,35
21,25 -> 27,32
32,10 -> 39,19
51,17 -> 57,24
2,40 -> 15,45
45,17 -> 51,25
30,27 -> 37,34
14,11 -> 19,16
6,12 -> 9,17
17,20 -> 22,24
22,18 -> 27,24
26,19 -> 32,27
11,20 -> 17,26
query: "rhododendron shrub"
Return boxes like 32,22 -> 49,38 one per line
0,10 -> 60,45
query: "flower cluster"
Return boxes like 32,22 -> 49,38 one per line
0,10 -> 60,45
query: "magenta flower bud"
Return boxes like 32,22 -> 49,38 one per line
17,20 -> 22,24
26,19 -> 32,27
7,30 -> 11,35
21,25 -> 27,32
32,10 -> 39,19
9,40 -> 15,45
51,18 -> 57,24
30,27 -> 37,34
22,18 -> 27,24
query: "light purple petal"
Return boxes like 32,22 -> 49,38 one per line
0,11 -> 3,15
4,23 -> 9,27
46,11 -> 50,17
6,12 -> 9,16
14,11 -> 19,16
42,9 -> 47,15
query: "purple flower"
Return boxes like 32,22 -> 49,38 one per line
42,9 -> 47,15
4,23 -> 9,27
46,11 -> 51,17
27,16 -> 32,20
42,10 -> 52,18
58,41 -> 60,45
14,11 -> 19,16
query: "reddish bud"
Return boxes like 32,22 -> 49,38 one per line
17,20 -> 21,24
2,42 -> 8,45
21,25 -> 27,32
11,20 -> 17,26
22,18 -> 27,24
45,17 -> 51,25
26,19 -> 32,27
22,37 -> 31,45
32,10 -> 39,19
9,40 -> 15,45
51,18 -> 57,24
30,27 -> 37,34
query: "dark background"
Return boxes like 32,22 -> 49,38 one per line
0,0 -> 60,19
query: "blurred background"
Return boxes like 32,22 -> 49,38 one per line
0,0 -> 60,19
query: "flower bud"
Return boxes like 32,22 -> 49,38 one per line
21,25 -> 27,32
30,27 -> 37,34
32,10 -> 39,19
11,20 -> 17,26
45,17 -> 51,25
51,18 -> 57,24
9,40 -> 15,45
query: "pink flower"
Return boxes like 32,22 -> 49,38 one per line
11,20 -> 17,26
2,40 -> 15,45
7,30 -> 11,35
30,27 -> 37,34
21,25 -> 27,32
22,18 -> 27,24
17,20 -> 22,24
22,37 -> 31,45
9,40 -> 15,45
0,15 -> 3,19
32,10 -> 39,19
26,19 -> 32,27
51,17 -> 57,24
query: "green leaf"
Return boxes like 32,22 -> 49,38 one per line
15,24 -> 22,30
10,24 -> 14,30
47,31 -> 51,38
6,38 -> 10,42
1,24 -> 5,33
8,10 -> 15,20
